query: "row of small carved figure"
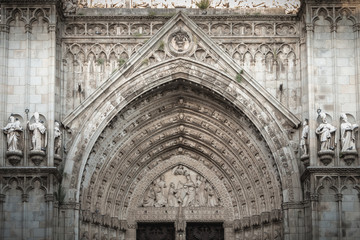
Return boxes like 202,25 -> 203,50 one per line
67,0 -> 300,13
300,112 -> 359,157
82,210 -> 127,231
2,112 -> 62,164
233,209 -> 282,231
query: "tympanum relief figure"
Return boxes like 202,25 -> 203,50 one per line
142,165 -> 220,207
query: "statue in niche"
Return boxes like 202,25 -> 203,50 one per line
300,119 -> 309,157
142,165 -> 220,207
28,112 -> 47,151
315,112 -> 336,151
54,121 -> 62,155
340,113 -> 358,152
3,115 -> 23,152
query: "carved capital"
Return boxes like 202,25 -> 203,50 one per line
335,193 -> 343,202
330,23 -> 337,33
310,193 -> 319,202
261,211 -> 270,224
241,217 -> 250,229
233,219 -> 241,231
45,194 -> 54,202
251,215 -> 261,227
25,24 -> 32,34
353,24 -> 360,32
223,221 -> 233,229
127,222 -> 137,229
0,194 -> 6,203
305,24 -> 314,32
22,193 -> 29,202
48,24 -> 56,33
0,24 -> 10,33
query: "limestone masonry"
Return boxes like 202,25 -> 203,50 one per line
0,0 -> 360,239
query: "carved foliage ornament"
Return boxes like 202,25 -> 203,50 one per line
142,165 -> 220,208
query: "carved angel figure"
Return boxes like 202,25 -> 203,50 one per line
340,113 -> 358,152
315,112 -> 336,151
3,115 -> 23,151
28,112 -> 47,151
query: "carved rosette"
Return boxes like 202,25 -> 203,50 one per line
6,150 -> 23,166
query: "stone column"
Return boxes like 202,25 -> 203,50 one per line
310,193 -> 319,239
0,194 -> 5,239
125,222 -> 136,240
335,193 -> 343,240
224,221 -> 234,240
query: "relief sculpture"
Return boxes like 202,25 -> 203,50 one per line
142,165 -> 220,207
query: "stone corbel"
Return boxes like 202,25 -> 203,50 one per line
48,24 -> 56,33
22,193 -> 29,202
25,24 -> 32,34
330,23 -> 337,33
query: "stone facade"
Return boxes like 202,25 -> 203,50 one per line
0,0 -> 359,239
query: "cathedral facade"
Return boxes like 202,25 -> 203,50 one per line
1,0 -> 360,239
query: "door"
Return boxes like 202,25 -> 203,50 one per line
186,222 -> 224,240
137,222 -> 175,240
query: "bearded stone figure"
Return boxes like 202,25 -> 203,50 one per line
3,115 -> 23,152
340,113 -> 358,152
28,112 -> 47,151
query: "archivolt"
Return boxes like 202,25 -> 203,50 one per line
62,58 -> 301,210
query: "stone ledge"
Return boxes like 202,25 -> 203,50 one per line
301,166 -> 360,181
0,167 -> 62,179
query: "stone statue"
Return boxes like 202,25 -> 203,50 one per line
316,112 -> 336,151
206,182 -> 218,207
3,115 -> 23,152
28,112 -> 47,151
143,181 -> 156,206
154,175 -> 167,207
167,182 -> 179,207
195,175 -> 206,206
54,121 -> 62,155
132,0 -> 151,8
340,113 -> 358,152
63,0 -> 78,13
181,173 -> 196,207
300,119 -> 309,157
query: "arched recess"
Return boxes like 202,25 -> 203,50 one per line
61,54 -> 301,238
62,57 -> 301,201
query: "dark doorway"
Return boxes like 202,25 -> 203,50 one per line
137,222 -> 175,240
186,222 -> 224,240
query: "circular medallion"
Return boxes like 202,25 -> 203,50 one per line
168,28 -> 192,56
